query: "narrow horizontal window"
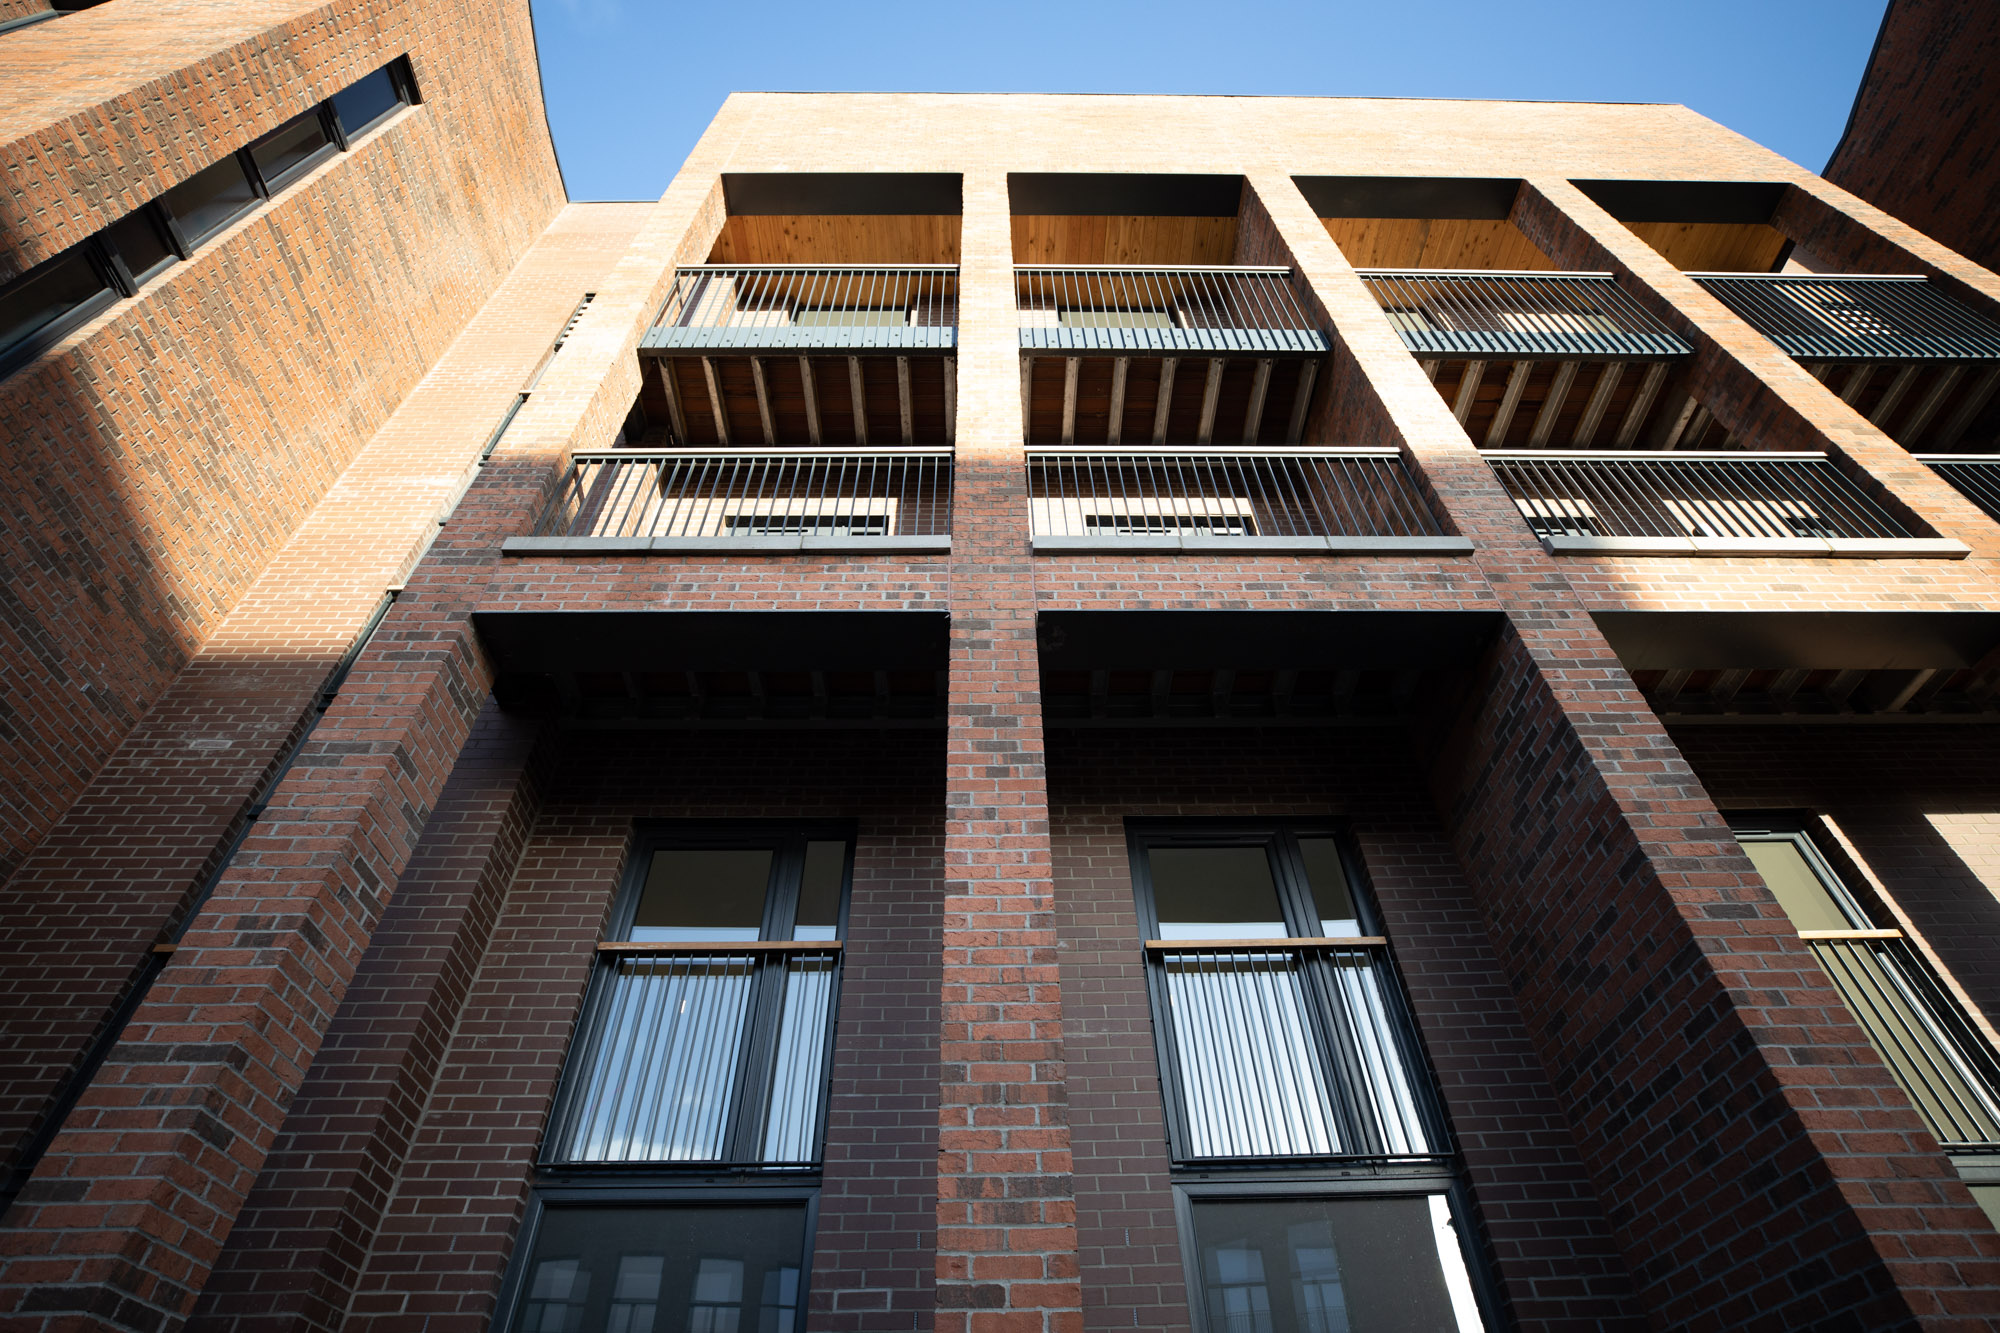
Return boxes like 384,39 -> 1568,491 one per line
510,1202 -> 809,1333
0,247 -> 114,371
330,64 -> 407,140
101,206 -> 176,287
249,107 -> 336,192
163,154 -> 260,248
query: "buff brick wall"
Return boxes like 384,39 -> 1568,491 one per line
0,0 -> 565,878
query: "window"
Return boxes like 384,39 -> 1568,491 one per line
329,61 -> 414,141
0,246 -> 116,375
249,106 -> 337,192
1130,822 -> 1496,1333
1732,819 -> 2000,1151
505,828 -> 848,1333
162,154 -> 261,248
101,206 -> 176,287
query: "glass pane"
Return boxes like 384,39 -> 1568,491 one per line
163,156 -> 258,246
556,956 -> 754,1162
631,849 -> 771,942
1190,1195 -> 1485,1333
513,1203 -> 808,1333
1150,846 -> 1288,940
1740,837 -> 1856,933
1165,952 -> 1338,1157
761,953 -> 835,1161
0,250 -> 109,357
1324,952 -> 1435,1155
1298,839 -> 1360,936
1970,1183 -> 2000,1233
331,67 -> 403,138
103,209 -> 174,284
250,108 -> 332,188
793,840 -> 844,940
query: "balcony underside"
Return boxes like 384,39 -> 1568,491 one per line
1022,354 -> 1318,448
1041,666 -> 1460,725
1805,360 -> 2000,452
644,352 -> 955,447
1424,357 -> 1693,449
1634,665 -> 2000,721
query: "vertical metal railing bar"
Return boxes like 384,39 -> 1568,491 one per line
1694,275 -> 2000,360
1866,940 -> 2000,1139
1919,458 -> 2000,520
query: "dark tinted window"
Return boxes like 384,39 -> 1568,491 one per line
630,849 -> 772,942
1298,837 -> 1360,936
250,109 -> 333,190
163,156 -> 258,247
0,249 -> 110,360
512,1204 -> 809,1333
331,67 -> 403,139
1190,1195 -> 1486,1332
1149,846 -> 1286,940
103,209 -> 174,285
793,840 -> 845,940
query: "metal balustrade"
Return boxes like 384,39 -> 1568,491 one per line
1015,267 -> 1328,355
1358,270 -> 1690,360
549,949 -> 839,1165
641,265 -> 958,352
1026,448 -> 1453,550
1917,454 -> 2000,522
1692,274 -> 2000,362
1484,449 -> 1951,555
526,449 -> 953,546
1807,934 -> 2000,1148
1152,943 -> 1440,1161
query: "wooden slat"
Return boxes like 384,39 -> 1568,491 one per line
701,357 -> 730,445
943,357 -> 958,443
1061,357 -> 1080,446
1195,358 -> 1225,445
1527,361 -> 1578,447
598,939 -> 845,954
1797,929 -> 1902,942
1021,356 -> 1034,438
1243,357 -> 1273,446
1145,937 -> 1388,950
897,356 -> 915,445
1838,363 -> 1874,405
799,355 -> 822,445
1451,361 -> 1486,425
1571,362 -> 1622,446
848,356 -> 868,446
750,357 -> 776,446
1287,360 -> 1319,444
1895,364 -> 1965,443
1614,362 -> 1669,446
1484,361 -> 1534,446
1106,357 -> 1128,445
658,358 -> 688,443
1153,357 -> 1179,445
1867,364 -> 1920,426
1935,363 -> 2000,449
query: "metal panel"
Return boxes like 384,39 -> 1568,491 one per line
1358,270 -> 1690,360
1694,274 -> 2000,363
641,265 -> 958,353
1486,450 -> 1919,542
1015,267 -> 1330,355
531,449 -> 954,541
1026,448 -> 1444,540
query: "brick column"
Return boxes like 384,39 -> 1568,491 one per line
935,170 -> 1083,1331
187,701 -> 548,1333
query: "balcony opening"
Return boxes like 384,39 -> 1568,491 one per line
1571,179 -> 1793,273
1298,176 -> 1556,272
1008,174 -> 1331,453
634,174 -> 962,451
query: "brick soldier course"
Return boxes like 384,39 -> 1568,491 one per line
0,16 -> 1998,1332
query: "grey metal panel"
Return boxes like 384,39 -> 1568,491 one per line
1694,275 -> 2000,362
1018,328 -> 1329,355
645,327 -> 957,353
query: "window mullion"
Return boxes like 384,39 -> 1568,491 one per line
725,950 -> 790,1164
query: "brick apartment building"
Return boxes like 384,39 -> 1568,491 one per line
3,2 -> 2000,1331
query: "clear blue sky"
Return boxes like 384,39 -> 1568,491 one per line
529,0 -> 1889,203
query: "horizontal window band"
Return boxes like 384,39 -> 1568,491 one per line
595,939 -> 843,954
1145,936 -> 1387,950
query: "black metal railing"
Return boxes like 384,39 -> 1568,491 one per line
1486,450 -> 1919,544
1692,274 -> 2000,362
532,450 -> 953,541
1357,270 -> 1690,360
1918,454 -> 2000,522
1026,448 -> 1443,541
641,265 -> 958,352
549,947 -> 839,1166
1151,942 -> 1440,1161
1015,267 -> 1328,355
1807,933 -> 2000,1148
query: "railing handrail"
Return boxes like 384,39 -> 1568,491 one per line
1356,268 -> 1616,280
571,447 -> 957,461
597,939 -> 843,954
673,263 -> 960,272
1026,446 -> 1401,459
1686,271 -> 1926,282
1485,449 -> 1829,463
1014,264 -> 1295,274
1914,453 -> 2000,462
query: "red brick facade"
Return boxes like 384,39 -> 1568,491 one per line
1,59 -> 1999,1333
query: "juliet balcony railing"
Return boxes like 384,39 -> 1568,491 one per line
1015,266 -> 1329,355
504,449 -> 954,554
1485,450 -> 1966,557
640,265 -> 959,353
1025,448 -> 1467,554
1691,274 -> 2000,362
1917,454 -> 2000,522
1358,270 -> 1691,360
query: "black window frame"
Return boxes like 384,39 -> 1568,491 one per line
0,238 -> 121,379
490,1181 -> 823,1333
326,57 -> 419,147
1172,1172 -> 1503,1333
1126,818 -> 1453,1170
245,103 -> 342,194
537,821 -> 854,1174
159,150 -> 267,251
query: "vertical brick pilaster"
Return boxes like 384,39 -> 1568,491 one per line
187,701 -> 549,1333
935,170 -> 1082,1332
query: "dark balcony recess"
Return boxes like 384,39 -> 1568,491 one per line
506,449 -> 953,555
1359,270 -> 1691,361
642,266 -> 957,354
1488,449 -> 1965,557
1015,267 -> 1328,356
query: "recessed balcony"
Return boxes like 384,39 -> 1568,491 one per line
1357,269 -> 1694,448
1025,447 -> 1465,554
1693,274 -> 2000,451
1485,449 -> 1965,557
503,448 -> 954,555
